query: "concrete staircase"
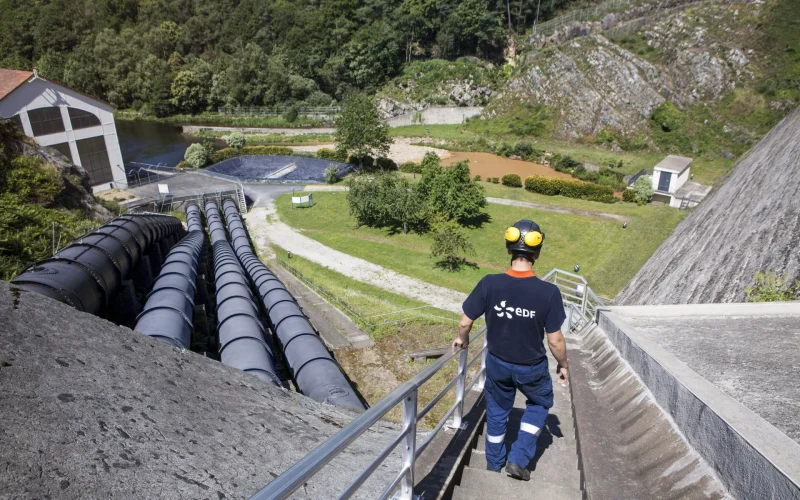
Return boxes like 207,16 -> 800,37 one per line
452,352 -> 583,500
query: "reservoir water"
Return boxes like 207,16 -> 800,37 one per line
117,120 -> 225,167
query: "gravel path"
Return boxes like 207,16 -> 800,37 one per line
244,204 -> 467,314
291,137 -> 449,164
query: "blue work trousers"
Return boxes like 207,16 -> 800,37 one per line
484,352 -> 553,470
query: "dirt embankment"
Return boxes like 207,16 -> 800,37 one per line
442,152 -> 573,181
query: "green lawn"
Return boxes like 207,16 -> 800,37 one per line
275,191 -> 686,299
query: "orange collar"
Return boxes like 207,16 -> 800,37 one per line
506,269 -> 535,278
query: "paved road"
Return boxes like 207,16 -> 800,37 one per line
244,203 -> 467,314
242,184 -> 297,208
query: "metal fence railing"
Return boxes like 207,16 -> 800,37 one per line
533,0 -> 634,36
250,326 -> 488,500
541,268 -> 604,329
218,106 -> 340,119
248,268 -> 601,499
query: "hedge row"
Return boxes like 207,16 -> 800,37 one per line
524,175 -> 617,203
622,189 -> 637,203
210,145 -> 294,163
316,148 -> 347,162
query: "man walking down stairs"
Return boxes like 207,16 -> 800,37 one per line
452,350 -> 582,500
451,220 -> 581,499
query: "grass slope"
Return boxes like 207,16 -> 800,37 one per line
275,191 -> 686,298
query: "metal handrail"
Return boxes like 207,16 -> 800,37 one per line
250,327 -> 488,500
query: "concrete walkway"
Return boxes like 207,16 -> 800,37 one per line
453,349 -> 582,500
243,203 -> 467,314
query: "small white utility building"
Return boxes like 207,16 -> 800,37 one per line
0,69 -> 127,192
651,155 -> 692,208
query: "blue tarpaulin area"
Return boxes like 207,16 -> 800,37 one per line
207,155 -> 353,183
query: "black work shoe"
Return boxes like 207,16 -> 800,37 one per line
506,462 -> 530,481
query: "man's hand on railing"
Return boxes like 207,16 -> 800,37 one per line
452,336 -> 469,352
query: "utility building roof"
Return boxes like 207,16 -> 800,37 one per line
0,69 -> 33,101
653,155 -> 693,174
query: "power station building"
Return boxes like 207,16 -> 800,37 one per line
0,68 -> 127,192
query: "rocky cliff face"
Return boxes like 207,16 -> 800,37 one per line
616,106 -> 800,304
501,1 -> 767,139
28,144 -> 113,220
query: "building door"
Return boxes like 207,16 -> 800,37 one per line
76,136 -> 114,185
658,171 -> 671,192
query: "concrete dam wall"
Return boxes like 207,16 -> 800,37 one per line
617,106 -> 800,305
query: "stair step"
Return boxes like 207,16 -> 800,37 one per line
455,466 -> 582,500
467,444 -> 580,488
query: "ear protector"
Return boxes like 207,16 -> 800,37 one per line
505,220 -> 545,253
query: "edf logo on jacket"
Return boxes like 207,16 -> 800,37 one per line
463,271 -> 565,365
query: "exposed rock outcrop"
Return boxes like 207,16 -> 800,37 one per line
616,106 -> 800,304
507,3 -> 760,138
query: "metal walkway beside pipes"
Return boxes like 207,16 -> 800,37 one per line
11,213 -> 184,316
205,201 -> 280,385
220,199 -> 364,410
134,220 -> 205,348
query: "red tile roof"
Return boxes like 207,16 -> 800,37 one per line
0,69 -> 33,101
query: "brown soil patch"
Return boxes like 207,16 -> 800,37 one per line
442,152 -> 573,181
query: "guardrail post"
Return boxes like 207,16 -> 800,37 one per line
477,334 -> 488,390
452,348 -> 468,430
581,282 -> 588,317
400,390 -> 418,500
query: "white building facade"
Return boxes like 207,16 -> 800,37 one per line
0,69 -> 127,192
651,155 -> 692,208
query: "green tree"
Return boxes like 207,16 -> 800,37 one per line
425,158 -> 487,222
347,172 -> 424,233
184,143 -> 208,169
633,175 -> 653,204
171,70 -> 204,114
335,93 -> 392,162
226,132 -> 246,149
430,215 -> 474,271
745,271 -> 800,302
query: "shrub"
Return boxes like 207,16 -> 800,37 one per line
355,155 -> 375,170
552,154 -> 582,173
501,173 -> 522,187
400,161 -> 422,174
524,175 -> 617,203
323,165 -> 340,184
184,143 -> 208,168
283,106 -> 299,123
225,132 -> 246,149
210,145 -> 294,163
512,141 -> 536,160
7,156 -> 62,204
745,271 -> 800,302
176,161 -> 191,170
622,188 -> 637,203
495,142 -> 513,157
490,177 -> 499,184
375,157 -> 398,171
651,101 -> 685,132
473,174 -> 481,182
633,175 -> 653,204
317,148 -> 345,161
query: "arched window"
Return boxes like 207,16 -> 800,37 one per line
68,107 -> 101,130
27,107 -> 65,136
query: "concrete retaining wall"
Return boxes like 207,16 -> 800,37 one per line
387,107 -> 483,127
597,309 -> 800,499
